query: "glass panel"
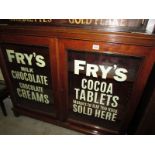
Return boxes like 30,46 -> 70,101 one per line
68,50 -> 143,130
2,43 -> 55,114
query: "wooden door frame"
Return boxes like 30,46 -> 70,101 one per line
0,35 -> 60,120
58,38 -> 155,134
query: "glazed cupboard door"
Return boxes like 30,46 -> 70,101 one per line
58,39 -> 155,134
0,36 -> 59,120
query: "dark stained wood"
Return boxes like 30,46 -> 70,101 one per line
0,81 -> 9,116
136,89 -> 155,134
0,24 -> 155,134
0,47 -> 17,108
121,49 -> 155,133
0,25 -> 155,46
128,63 -> 155,134
0,36 -> 59,119
0,19 -> 148,33
58,39 -> 155,134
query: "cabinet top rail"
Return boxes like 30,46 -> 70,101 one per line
0,24 -> 155,46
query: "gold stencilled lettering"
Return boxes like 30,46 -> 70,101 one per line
75,19 -> 81,24
38,19 -> 43,22
68,19 -> 93,25
33,19 -> 38,22
100,19 -> 106,25
85,19 -> 92,25
68,19 -> 74,24
81,19 -> 85,24
94,19 -> 100,25
43,19 -> 48,22
47,19 -> 52,23
26,19 -> 33,22
42,19 -> 52,23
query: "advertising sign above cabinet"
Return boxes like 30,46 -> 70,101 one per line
0,19 -> 148,32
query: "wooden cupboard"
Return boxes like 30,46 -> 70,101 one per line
0,23 -> 155,134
